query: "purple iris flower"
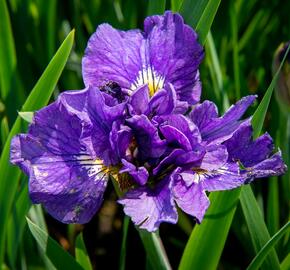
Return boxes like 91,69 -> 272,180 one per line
10,11 -> 286,232
82,11 -> 204,108
119,96 -> 287,231
10,86 -> 131,223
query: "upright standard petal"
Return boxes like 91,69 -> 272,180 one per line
10,99 -> 109,223
82,24 -> 143,91
143,11 -> 204,101
82,11 -> 204,104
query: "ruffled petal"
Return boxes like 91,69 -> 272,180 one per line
126,114 -> 166,160
224,121 -> 274,166
157,114 -> 201,147
82,24 -> 143,90
190,100 -> 218,131
148,83 -> 177,115
190,95 -> 256,144
245,151 -> 287,181
160,125 -> 192,151
10,99 -> 109,223
129,85 -> 150,115
83,87 -> 127,165
118,178 -> 178,232
120,159 -> 149,186
173,175 -> 209,223
82,11 -> 203,106
143,11 -> 204,103
201,162 -> 245,191
200,144 -> 228,171
110,121 -> 132,162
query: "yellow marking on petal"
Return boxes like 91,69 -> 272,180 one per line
131,67 -> 165,96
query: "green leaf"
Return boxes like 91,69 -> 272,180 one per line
6,181 -> 31,268
0,29 -> 75,266
1,116 -> 9,147
281,253 -> 290,270
26,218 -> 83,270
240,186 -> 280,270
252,44 -> 290,138
238,42 -> 290,270
112,176 -> 171,270
247,221 -> 290,270
0,0 -> 17,100
171,0 -> 183,12
179,0 -> 221,44
28,205 -> 57,270
230,2 -> 241,100
266,177 -> 279,236
147,0 -> 166,15
179,189 -> 240,270
205,31 -> 229,110
75,233 -> 93,270
179,0 -> 208,28
119,216 -> 130,270
138,230 -> 171,270
18,111 -> 34,123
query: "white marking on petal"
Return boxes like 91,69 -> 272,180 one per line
131,66 -> 165,96
75,155 -> 107,180
33,165 -> 48,177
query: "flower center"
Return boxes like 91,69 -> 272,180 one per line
131,67 -> 165,96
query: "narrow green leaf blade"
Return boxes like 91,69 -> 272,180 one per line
147,0 -> 166,15
26,218 -> 83,270
252,44 -> 290,138
179,0 -> 208,28
195,0 -> 221,44
112,176 -> 171,270
266,177 -> 279,236
6,182 -> 31,267
239,43 -> 290,270
0,0 -> 16,100
1,116 -> 9,147
180,0 -> 221,45
119,216 -> 130,270
240,186 -> 280,270
281,253 -> 290,270
18,111 -> 34,123
171,0 -> 183,12
179,189 -> 240,270
0,29 -> 75,266
75,233 -> 93,270
138,230 -> 172,270
247,221 -> 290,270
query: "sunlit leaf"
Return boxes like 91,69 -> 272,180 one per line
147,0 -> 166,15
179,0 -> 221,44
75,233 -> 93,270
179,189 -> 240,270
240,186 -> 280,270
0,29 -> 75,266
0,0 -> 16,100
26,218 -> 83,270
247,221 -> 290,270
139,230 -> 172,270
119,216 -> 130,270
18,111 -> 34,123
